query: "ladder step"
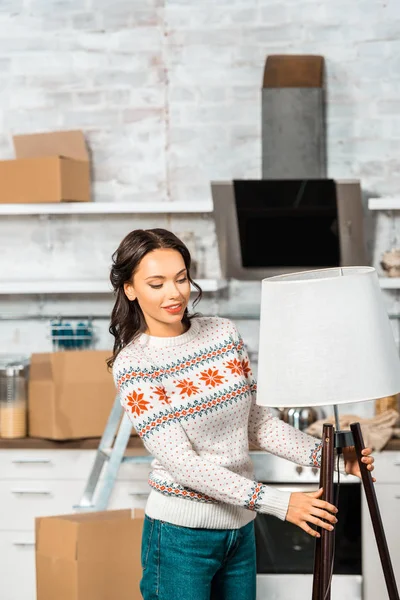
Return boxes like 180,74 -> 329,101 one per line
72,504 -> 95,511
121,455 -> 152,464
100,448 -> 152,464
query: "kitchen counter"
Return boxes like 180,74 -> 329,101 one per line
0,435 -> 147,453
0,436 -> 399,451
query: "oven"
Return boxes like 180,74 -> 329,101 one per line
251,452 -> 362,600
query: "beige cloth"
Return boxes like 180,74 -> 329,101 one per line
305,409 -> 399,451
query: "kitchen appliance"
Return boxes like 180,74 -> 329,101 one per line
279,406 -> 322,431
251,452 -> 361,600
211,55 -> 366,281
211,179 -> 367,280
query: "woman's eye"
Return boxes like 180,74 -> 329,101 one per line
149,277 -> 187,289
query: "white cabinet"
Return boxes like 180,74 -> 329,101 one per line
362,451 -> 400,600
0,449 -> 96,480
0,448 -> 151,600
0,531 -> 36,600
0,479 -> 89,531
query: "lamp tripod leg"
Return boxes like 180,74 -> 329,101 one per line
312,424 -> 335,600
350,422 -> 399,600
312,450 -> 324,599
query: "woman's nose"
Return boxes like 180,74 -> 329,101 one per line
165,281 -> 181,297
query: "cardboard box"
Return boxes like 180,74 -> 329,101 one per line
28,351 -> 116,440
35,509 -> 144,600
0,130 -> 91,203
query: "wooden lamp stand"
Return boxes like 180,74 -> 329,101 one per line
312,422 -> 399,600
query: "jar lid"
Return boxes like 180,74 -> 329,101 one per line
0,354 -> 29,367
0,362 -> 27,376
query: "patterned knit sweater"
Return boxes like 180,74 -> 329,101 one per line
113,316 -> 322,530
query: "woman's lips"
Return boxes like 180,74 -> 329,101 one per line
163,303 -> 183,314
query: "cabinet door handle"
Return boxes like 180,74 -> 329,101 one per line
395,495 -> 400,499
394,462 -> 400,467
12,541 -> 35,547
12,459 -> 52,464
11,489 -> 51,495
128,493 -> 148,497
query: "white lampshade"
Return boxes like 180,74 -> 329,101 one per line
256,267 -> 400,407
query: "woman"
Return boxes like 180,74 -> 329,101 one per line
109,228 -> 375,600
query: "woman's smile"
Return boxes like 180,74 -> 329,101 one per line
162,303 -> 184,314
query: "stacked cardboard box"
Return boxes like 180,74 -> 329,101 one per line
0,130 -> 91,203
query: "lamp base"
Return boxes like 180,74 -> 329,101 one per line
312,423 -> 399,600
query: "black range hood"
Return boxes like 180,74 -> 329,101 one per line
234,179 -> 339,269
211,55 -> 367,280
211,179 -> 367,280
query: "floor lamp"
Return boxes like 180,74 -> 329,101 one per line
256,267 -> 400,600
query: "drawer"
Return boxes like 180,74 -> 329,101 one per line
0,530 -> 36,600
116,461 -> 151,482
371,451 -> 400,483
0,479 -> 85,530
0,449 -> 97,480
0,449 -> 152,482
109,480 -> 150,511
0,478 -> 150,530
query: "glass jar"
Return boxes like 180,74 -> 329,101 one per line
0,363 -> 28,438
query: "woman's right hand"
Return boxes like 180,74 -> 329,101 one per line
286,488 -> 338,538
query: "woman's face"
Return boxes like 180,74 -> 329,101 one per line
124,248 -> 191,336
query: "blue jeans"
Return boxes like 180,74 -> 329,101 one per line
140,515 -> 257,600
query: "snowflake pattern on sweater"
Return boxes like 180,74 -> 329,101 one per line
113,316 -> 322,527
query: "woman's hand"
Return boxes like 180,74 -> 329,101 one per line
286,488 -> 338,538
343,446 -> 376,482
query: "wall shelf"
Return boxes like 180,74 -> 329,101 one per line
368,198 -> 400,211
378,278 -> 400,290
0,201 -> 214,216
0,279 -> 226,295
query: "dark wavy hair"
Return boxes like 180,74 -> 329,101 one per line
107,228 -> 202,368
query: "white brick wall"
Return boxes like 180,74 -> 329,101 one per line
0,1 -> 398,204
0,0 -> 399,418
